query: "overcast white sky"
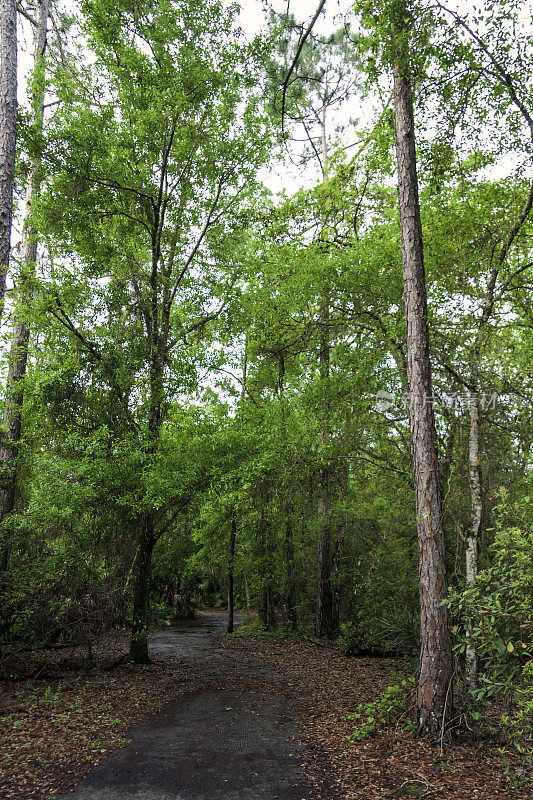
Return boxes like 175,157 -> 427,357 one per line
15,0 -> 529,200
15,0 -> 360,202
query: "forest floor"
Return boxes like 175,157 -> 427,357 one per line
0,611 -> 529,800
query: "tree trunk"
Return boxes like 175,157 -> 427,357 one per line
332,462 -> 348,626
315,300 -> 335,638
258,504 -> 275,629
244,574 -> 251,611
0,0 -> 17,323
315,476 -> 335,638
0,0 -> 48,542
226,340 -> 247,635
260,585 -> 275,630
283,505 -> 297,628
227,509 -> 236,633
129,260 -> 166,662
392,30 -> 453,736
278,354 -> 297,628
465,263 -> 497,688
129,513 -> 155,664
315,507 -> 334,637
315,471 -> 335,638
314,109 -> 337,639
466,379 -> 481,688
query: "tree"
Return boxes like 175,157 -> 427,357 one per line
0,0 -> 49,571
0,0 -> 17,323
37,0 -> 270,662
388,0 -> 453,735
270,13 -> 361,638
420,0 -> 533,690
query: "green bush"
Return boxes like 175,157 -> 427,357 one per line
338,606 -> 418,656
345,678 -> 415,741
445,495 -> 533,702
3,547 -> 126,647
498,661 -> 533,788
445,493 -> 532,785
342,534 -> 419,655
228,618 -> 298,641
338,621 -> 362,655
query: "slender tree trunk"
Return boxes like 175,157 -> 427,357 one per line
226,509 -> 236,633
278,354 -> 297,628
315,302 -> 335,638
129,328 -> 164,662
0,0 -> 17,323
464,264 -> 497,687
130,512 -> 155,664
226,340 -> 246,634
258,502 -> 268,628
258,504 -> 275,629
392,28 -> 453,736
0,0 -> 49,616
0,0 -> 48,590
315,332 -> 334,637
464,360 -> 485,690
260,585 -> 275,630
314,109 -> 337,639
127,194 -> 169,661
244,574 -> 251,611
466,375 -> 481,688
283,505 -> 297,628
315,504 -> 334,637
332,461 -> 348,627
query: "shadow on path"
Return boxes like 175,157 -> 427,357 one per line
56,612 -> 314,800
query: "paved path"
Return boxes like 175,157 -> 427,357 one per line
56,613 -> 314,800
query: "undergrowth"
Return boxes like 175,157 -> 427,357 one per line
227,619 -> 300,641
345,677 -> 415,741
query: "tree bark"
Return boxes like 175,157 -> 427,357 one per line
465,264 -> 497,688
314,108 -> 337,639
0,0 -> 17,323
129,310 -> 164,663
332,461 -> 348,626
392,19 -> 453,736
278,353 -> 297,628
283,505 -> 297,628
244,574 -> 251,611
129,512 -> 155,664
0,0 -> 48,525
315,504 -> 334,637
465,379 -> 480,688
226,340 -> 247,634
315,301 -> 335,638
128,193 -> 168,661
226,509 -> 236,633
258,504 -> 275,629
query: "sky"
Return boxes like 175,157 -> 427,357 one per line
241,0 -> 367,193
14,0 -> 530,205
14,0 -> 359,205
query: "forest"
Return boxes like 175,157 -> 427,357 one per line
0,0 -> 531,798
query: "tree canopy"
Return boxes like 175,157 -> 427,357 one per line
0,0 -> 531,764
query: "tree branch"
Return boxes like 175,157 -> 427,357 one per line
278,0 -> 327,134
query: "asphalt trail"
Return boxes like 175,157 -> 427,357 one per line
56,613 -> 313,800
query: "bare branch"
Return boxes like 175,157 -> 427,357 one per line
16,3 -> 37,27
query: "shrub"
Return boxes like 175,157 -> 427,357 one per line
345,678 -> 415,741
445,494 -> 533,702
445,492 -> 532,784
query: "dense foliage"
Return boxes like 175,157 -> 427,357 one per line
0,0 -> 531,755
